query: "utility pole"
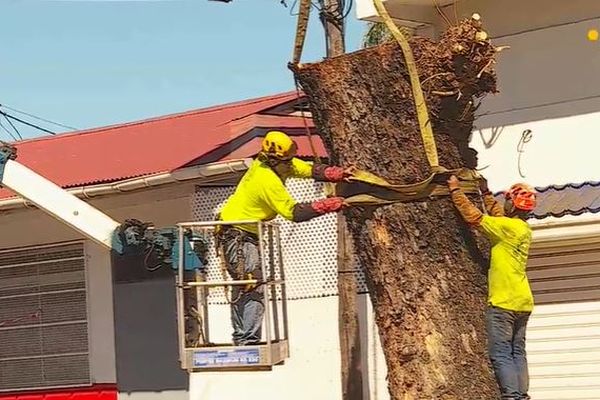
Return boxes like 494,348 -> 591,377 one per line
318,1 -> 363,399
319,0 -> 345,57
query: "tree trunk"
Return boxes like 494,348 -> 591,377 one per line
293,19 -> 500,399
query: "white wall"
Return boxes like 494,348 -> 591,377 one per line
190,297 -> 342,400
357,0 -> 600,192
470,15 -> 600,191
188,294 -> 391,400
357,0 -> 600,37
359,294 -> 390,400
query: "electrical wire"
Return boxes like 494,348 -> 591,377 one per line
0,111 -> 56,136
517,129 -> 533,178
453,0 -> 459,24
289,0 -> 299,15
1,113 -> 22,140
289,0 -> 319,16
0,104 -> 77,131
432,0 -> 452,26
316,0 -> 353,25
0,118 -> 18,141
144,243 -> 163,272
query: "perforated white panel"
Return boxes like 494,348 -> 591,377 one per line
192,179 -> 368,303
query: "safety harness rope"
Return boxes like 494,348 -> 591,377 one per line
292,0 -> 321,165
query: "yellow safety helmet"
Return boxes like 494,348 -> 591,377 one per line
261,131 -> 297,161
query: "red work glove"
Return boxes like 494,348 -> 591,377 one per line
311,197 -> 345,214
324,166 -> 345,182
324,166 -> 357,182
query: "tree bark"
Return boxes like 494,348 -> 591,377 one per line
293,19 -> 500,399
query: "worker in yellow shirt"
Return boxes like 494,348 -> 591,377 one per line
218,130 -> 352,345
447,175 -> 536,400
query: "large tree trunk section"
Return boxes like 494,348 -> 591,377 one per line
293,19 -> 500,399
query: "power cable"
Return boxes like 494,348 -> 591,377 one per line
517,129 -> 533,178
1,113 -> 23,140
0,118 -> 18,141
0,111 -> 56,136
0,104 -> 77,131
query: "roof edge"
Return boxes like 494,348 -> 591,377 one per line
13,91 -> 300,145
0,159 -> 251,212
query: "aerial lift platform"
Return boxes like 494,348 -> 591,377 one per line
177,221 -> 289,371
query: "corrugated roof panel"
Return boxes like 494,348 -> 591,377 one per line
494,181 -> 600,220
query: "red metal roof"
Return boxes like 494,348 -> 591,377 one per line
1,91 -> 326,199
220,135 -> 327,161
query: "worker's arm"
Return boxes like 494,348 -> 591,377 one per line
448,176 -> 484,226
261,178 -> 344,222
449,176 -> 511,242
291,158 -> 353,182
480,178 -> 504,217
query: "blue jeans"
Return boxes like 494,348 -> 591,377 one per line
221,229 -> 264,345
486,306 -> 531,400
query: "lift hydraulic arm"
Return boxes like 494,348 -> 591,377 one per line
0,143 -> 207,271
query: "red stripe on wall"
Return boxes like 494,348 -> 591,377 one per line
0,385 -> 117,400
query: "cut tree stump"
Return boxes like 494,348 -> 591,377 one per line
293,18 -> 501,399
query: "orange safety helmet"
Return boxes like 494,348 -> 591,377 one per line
505,183 -> 537,211
261,131 -> 297,161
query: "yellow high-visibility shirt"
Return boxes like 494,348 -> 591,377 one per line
219,158 -> 313,234
479,215 -> 534,312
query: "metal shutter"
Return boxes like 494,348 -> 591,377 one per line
527,243 -> 600,399
0,242 -> 90,392
529,243 -> 600,305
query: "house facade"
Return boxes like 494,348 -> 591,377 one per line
355,1 -> 600,398
0,93 -> 331,400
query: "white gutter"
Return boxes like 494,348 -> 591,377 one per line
0,158 -> 251,212
531,213 -> 600,249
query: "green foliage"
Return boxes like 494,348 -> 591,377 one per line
362,22 -> 413,48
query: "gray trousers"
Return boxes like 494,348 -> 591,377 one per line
221,229 -> 264,345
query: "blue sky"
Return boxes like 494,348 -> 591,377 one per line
0,0 -> 367,140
